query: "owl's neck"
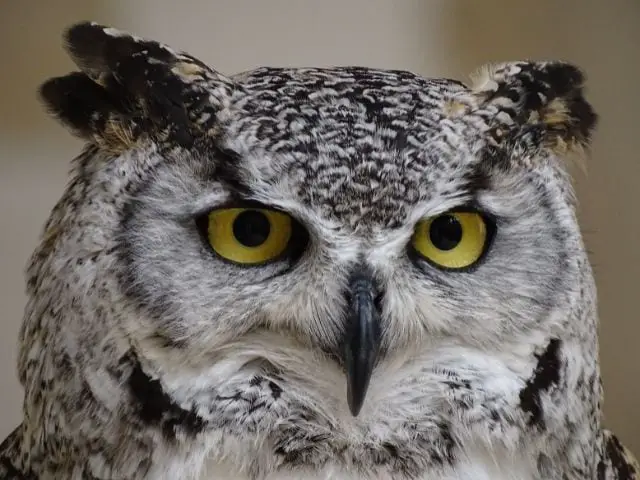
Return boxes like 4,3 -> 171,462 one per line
4,340 -> 609,478
0,406 -> 610,480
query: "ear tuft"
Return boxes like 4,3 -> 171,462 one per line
470,61 -> 598,155
39,72 -> 139,151
39,22 -> 237,152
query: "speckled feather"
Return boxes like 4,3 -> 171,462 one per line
1,21 -> 637,480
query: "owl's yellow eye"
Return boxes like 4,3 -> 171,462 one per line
206,208 -> 293,265
411,211 -> 489,269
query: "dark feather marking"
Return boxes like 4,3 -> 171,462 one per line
0,457 -> 30,479
125,353 -> 206,440
0,427 -> 35,479
465,155 -> 497,194
519,338 -> 562,428
268,381 -> 283,399
211,146 -> 253,199
606,433 -> 635,480
597,459 -> 606,480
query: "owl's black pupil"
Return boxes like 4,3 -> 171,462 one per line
232,210 -> 271,247
429,215 -> 463,251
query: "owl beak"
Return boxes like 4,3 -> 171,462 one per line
343,266 -> 381,417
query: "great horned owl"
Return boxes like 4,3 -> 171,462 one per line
0,21 -> 637,480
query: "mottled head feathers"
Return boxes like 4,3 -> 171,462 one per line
40,22 -> 597,164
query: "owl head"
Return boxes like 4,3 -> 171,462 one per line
22,21 -> 601,477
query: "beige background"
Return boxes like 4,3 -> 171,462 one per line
1,0 -> 639,454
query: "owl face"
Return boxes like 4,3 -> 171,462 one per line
117,65 -> 587,415
30,22 -> 600,476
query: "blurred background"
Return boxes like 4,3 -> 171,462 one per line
1,0 -> 639,454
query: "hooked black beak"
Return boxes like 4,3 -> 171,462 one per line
343,266 -> 381,417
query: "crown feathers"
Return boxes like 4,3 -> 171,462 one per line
39,22 -> 236,152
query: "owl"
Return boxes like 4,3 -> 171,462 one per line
0,21 -> 638,480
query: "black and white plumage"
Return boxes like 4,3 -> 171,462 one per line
0,21 -> 638,479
